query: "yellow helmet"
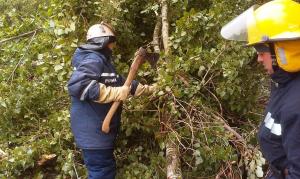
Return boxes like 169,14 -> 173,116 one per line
273,40 -> 300,72
221,0 -> 300,45
221,0 -> 300,72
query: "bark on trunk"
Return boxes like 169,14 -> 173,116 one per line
153,17 -> 162,53
161,0 -> 170,54
166,135 -> 182,179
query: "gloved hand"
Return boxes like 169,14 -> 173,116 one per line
95,83 -> 130,103
134,83 -> 157,97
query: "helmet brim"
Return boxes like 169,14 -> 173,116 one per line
221,6 -> 258,42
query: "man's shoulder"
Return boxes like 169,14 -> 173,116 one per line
74,48 -> 106,61
280,76 -> 300,113
288,74 -> 300,95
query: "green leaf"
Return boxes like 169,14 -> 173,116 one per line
49,20 -> 55,28
37,54 -> 43,60
54,64 -> 63,71
55,29 -> 64,36
70,22 -> 76,31
0,101 -> 7,108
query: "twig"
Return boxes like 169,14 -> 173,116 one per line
203,86 -> 223,116
212,113 -> 245,142
162,116 -> 186,149
73,163 -> 79,179
126,109 -> 158,112
200,45 -> 226,87
223,124 -> 244,141
0,28 -> 41,45
7,30 -> 37,84
172,94 -> 195,147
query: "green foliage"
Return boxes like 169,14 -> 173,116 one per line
0,0 -> 267,178
150,0 -> 265,177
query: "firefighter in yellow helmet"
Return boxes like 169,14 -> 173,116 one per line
221,0 -> 300,178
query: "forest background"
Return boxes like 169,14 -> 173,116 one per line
1,0 -> 298,178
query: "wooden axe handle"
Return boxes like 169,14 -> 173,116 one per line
101,49 -> 145,133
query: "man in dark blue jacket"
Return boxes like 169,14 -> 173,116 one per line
68,22 -> 155,179
220,0 -> 300,178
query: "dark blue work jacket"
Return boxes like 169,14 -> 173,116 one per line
258,68 -> 300,178
68,47 -> 138,149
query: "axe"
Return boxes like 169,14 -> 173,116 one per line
101,47 -> 160,133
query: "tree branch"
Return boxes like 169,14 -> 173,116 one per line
7,30 -> 37,83
160,0 -> 182,178
213,114 -> 245,142
0,28 -> 41,45
223,123 -> 244,141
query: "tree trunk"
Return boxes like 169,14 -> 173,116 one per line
153,17 -> 161,53
161,0 -> 170,54
166,134 -> 182,179
160,0 -> 182,178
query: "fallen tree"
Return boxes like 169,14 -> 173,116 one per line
0,0 -> 268,178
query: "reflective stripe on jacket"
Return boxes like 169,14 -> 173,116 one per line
258,68 -> 300,179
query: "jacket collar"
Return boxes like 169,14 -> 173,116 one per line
78,44 -> 113,62
271,66 -> 299,86
97,48 -> 113,60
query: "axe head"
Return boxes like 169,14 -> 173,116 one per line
145,52 -> 160,68
137,46 -> 159,68
136,47 -> 160,68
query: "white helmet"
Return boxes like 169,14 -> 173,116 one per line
86,22 -> 115,40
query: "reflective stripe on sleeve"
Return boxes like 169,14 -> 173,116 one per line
271,123 -> 282,136
264,112 -> 274,129
264,112 -> 282,136
101,73 -> 117,77
80,80 -> 97,101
